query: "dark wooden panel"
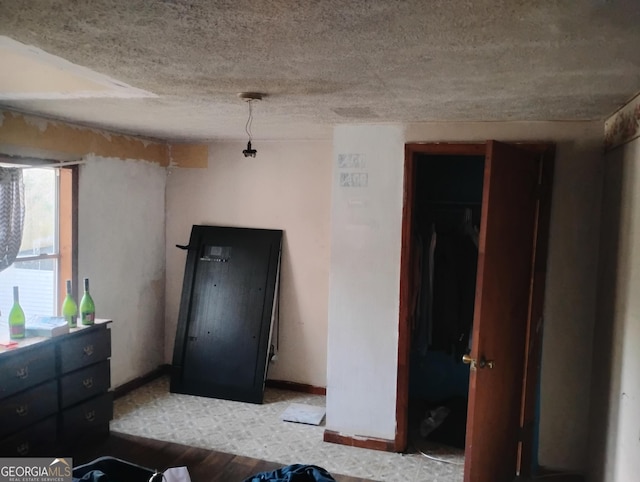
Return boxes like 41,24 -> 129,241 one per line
0,322 -> 112,455
60,359 -> 111,408
464,141 -> 540,482
60,391 -> 113,438
184,239 -> 270,389
0,380 -> 58,437
0,415 -> 57,457
59,325 -> 111,374
0,343 -> 55,399
171,225 -> 282,404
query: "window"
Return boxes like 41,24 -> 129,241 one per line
0,165 -> 75,318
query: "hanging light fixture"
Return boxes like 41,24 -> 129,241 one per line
238,92 -> 264,158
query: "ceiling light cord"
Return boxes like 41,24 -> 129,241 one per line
242,100 -> 256,157
238,92 -> 264,158
245,99 -> 254,142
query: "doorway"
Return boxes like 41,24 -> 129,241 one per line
406,153 -> 483,457
397,142 -> 555,482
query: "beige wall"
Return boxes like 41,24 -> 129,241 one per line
589,135 -> 640,482
79,155 -> 167,387
164,140 -> 332,387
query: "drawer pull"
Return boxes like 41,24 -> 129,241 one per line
82,377 -> 94,389
16,404 -> 29,417
16,442 -> 30,456
16,366 -> 29,379
85,410 -> 96,422
83,344 -> 94,356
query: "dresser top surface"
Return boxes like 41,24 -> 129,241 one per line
0,319 -> 112,356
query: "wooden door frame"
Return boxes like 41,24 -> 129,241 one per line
396,142 -> 554,477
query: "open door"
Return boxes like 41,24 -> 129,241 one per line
463,141 -> 541,482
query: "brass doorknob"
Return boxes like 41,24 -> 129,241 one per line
462,354 -> 495,369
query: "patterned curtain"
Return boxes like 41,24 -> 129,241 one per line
0,168 -> 25,272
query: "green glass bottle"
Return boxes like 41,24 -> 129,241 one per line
61,279 -> 78,328
9,286 -> 25,339
79,278 -> 95,326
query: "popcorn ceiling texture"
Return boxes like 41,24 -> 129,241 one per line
0,0 -> 639,141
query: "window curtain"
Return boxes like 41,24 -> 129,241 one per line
0,167 -> 25,272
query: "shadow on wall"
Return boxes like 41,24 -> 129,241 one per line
266,232 -> 306,383
587,148 -> 627,482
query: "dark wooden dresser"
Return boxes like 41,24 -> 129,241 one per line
0,319 -> 112,456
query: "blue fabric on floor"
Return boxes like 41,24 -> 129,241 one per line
243,464 -> 337,482
73,470 -> 111,482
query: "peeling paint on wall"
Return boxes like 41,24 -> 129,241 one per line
0,109 -> 208,168
168,143 -> 208,168
0,109 -> 169,164
22,114 -> 49,133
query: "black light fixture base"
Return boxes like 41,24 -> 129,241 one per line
242,141 -> 257,158
238,92 -> 265,102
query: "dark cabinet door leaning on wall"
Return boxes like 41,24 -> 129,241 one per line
171,225 -> 282,404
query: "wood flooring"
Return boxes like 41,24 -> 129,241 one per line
72,432 -> 375,482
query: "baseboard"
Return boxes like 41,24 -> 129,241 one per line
265,379 -> 326,395
323,429 -> 396,452
114,370 -> 325,398
113,364 -> 171,399
519,467 -> 585,482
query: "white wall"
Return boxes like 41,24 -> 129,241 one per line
326,122 -> 603,470
589,137 -> 640,482
164,140 -> 332,388
79,155 -> 166,388
326,125 -> 405,440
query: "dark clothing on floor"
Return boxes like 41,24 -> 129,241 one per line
243,464 -> 337,482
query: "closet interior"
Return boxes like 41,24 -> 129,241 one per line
408,154 -> 485,452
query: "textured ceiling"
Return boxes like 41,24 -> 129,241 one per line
0,0 -> 639,141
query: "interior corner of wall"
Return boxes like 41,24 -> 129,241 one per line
167,142 -> 209,168
604,92 -> 640,153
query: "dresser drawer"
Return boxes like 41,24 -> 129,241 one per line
0,380 -> 58,437
0,344 -> 56,399
59,327 -> 111,374
0,416 -> 57,457
60,392 -> 113,437
60,360 -> 111,409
